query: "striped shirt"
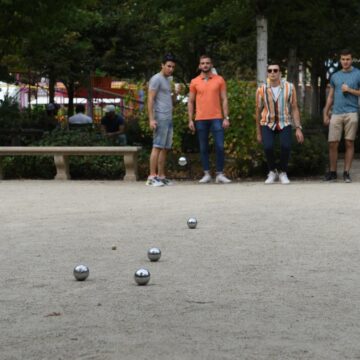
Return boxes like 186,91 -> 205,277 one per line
256,80 -> 297,130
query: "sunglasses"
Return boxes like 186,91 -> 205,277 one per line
268,68 -> 279,73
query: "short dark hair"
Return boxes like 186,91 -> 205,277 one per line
340,48 -> 352,57
200,54 -> 212,62
267,62 -> 281,70
162,53 -> 176,64
75,104 -> 85,113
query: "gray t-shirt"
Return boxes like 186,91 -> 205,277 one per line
149,72 -> 172,118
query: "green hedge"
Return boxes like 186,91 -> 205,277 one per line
2,129 -> 126,179
1,81 -> 328,179
138,80 -> 328,178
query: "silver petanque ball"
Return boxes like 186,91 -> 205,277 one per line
73,264 -> 89,281
134,268 -> 150,285
147,247 -> 161,262
178,156 -> 187,166
187,217 -> 198,229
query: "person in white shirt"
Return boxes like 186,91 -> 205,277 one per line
69,104 -> 92,125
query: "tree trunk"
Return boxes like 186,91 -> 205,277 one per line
87,72 -> 93,119
287,48 -> 299,92
66,80 -> 75,117
319,63 -> 327,114
256,15 -> 268,87
310,64 -> 319,119
48,69 -> 56,104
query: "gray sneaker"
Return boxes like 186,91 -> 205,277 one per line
146,177 -> 164,187
159,178 -> 173,186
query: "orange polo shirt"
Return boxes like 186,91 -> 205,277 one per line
189,74 -> 226,120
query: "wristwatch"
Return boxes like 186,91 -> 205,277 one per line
295,125 -> 303,130
225,116 -> 230,120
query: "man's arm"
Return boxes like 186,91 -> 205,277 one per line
100,124 -> 107,136
255,104 -> 262,144
323,87 -> 334,126
220,89 -> 229,129
148,89 -> 157,130
188,91 -> 196,132
291,101 -> 304,144
255,89 -> 263,143
341,84 -> 360,96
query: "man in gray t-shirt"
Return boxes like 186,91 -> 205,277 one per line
146,54 -> 176,187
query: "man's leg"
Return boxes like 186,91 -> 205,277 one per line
210,119 -> 231,183
261,126 -> 276,171
343,113 -> 358,173
196,120 -> 211,172
344,140 -> 354,172
157,149 -> 167,178
279,126 -> 292,173
149,147 -> 162,176
328,141 -> 339,172
327,114 -> 343,173
210,119 -> 225,173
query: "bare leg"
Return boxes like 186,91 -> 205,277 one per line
344,139 -> 354,172
149,147 -> 161,176
328,141 -> 339,172
157,149 -> 167,178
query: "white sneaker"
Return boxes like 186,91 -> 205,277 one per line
279,172 -> 290,184
146,177 -> 164,187
264,171 -> 277,184
199,173 -> 212,183
215,173 -> 231,184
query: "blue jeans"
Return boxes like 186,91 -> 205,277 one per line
195,119 -> 224,172
261,125 -> 292,172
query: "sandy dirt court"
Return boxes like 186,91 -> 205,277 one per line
1,180 -> 360,360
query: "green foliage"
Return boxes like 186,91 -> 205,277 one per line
2,129 -> 126,179
0,95 -> 21,129
137,79 -> 327,178
289,132 -> 328,176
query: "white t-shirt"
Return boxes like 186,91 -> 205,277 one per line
271,86 -> 281,100
69,113 -> 92,124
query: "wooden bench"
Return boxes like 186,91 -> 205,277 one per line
0,146 -> 142,181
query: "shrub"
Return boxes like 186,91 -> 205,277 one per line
2,129 -> 125,179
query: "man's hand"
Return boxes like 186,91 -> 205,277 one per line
323,113 -> 330,126
149,119 -> 157,130
256,131 -> 262,144
296,128 -> 304,144
222,118 -> 230,129
188,120 -> 195,133
342,83 -> 350,93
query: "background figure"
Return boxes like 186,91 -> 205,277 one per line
187,55 -> 231,184
323,49 -> 360,183
68,104 -> 92,130
255,63 -> 304,184
100,105 -> 126,145
146,54 -> 176,187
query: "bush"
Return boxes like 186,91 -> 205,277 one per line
2,81 -> 328,179
2,129 -> 126,179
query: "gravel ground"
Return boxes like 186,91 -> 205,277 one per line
1,180 -> 360,360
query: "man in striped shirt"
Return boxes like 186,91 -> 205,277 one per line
255,63 -> 304,184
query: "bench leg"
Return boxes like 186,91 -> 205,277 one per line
0,157 -> 3,180
54,155 -> 70,180
123,153 -> 138,181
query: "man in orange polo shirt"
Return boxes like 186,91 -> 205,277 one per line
188,55 -> 231,184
